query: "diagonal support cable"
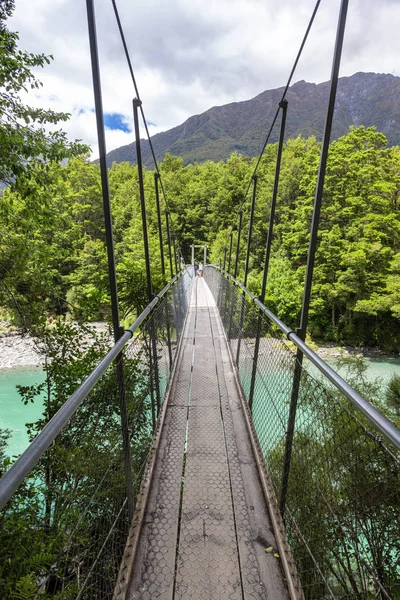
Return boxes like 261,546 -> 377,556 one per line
110,0 -> 180,250
224,0 -> 323,253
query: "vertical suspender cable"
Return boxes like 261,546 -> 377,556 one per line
233,210 -> 243,279
172,233 -> 178,275
155,171 -> 173,367
87,0 -> 121,344
227,232 -> 233,274
243,175 -> 258,288
154,173 -> 165,277
229,209 -> 244,339
132,98 -> 161,420
166,210 -> 174,278
249,100 -> 288,410
280,0 -> 349,520
132,98 -> 153,301
111,0 -> 182,274
236,175 -> 258,366
86,0 -> 134,519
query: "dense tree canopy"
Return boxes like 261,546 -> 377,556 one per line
1,8 -> 398,350
1,126 -> 400,348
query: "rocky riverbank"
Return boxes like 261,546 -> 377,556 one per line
0,333 -> 43,370
0,322 -> 111,370
0,327 -> 394,371
315,343 -> 390,361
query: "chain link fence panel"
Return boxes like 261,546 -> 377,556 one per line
0,269 -> 193,600
205,265 -> 400,600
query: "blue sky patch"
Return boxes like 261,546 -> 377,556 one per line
77,108 -> 95,116
104,113 -> 131,133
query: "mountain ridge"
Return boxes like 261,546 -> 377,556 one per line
104,72 -> 400,167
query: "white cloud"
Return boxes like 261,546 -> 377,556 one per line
8,0 -> 400,159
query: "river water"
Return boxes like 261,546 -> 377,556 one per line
0,368 -> 45,459
1,355 -> 400,460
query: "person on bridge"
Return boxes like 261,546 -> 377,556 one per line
194,263 -> 199,276
198,262 -> 203,277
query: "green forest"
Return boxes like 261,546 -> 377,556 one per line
1,125 -> 400,350
1,0 -> 400,350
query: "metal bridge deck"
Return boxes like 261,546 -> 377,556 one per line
117,278 -> 290,600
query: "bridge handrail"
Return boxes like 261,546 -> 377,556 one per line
213,265 -> 400,451
0,270 -> 186,511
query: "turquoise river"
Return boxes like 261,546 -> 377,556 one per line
1,356 -> 400,460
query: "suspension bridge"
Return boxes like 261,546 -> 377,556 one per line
0,0 -> 400,598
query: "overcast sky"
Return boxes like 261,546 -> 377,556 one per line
9,0 -> 400,158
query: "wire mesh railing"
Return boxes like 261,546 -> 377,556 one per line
0,268 -> 192,600
205,265 -> 400,600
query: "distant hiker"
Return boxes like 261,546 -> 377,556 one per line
198,262 -> 203,277
194,263 -> 199,276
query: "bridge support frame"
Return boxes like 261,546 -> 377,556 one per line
154,174 -> 173,368
86,0 -> 135,519
190,244 -> 208,269
227,231 -> 233,274
280,0 -> 349,520
154,173 -> 165,278
249,99 -> 288,411
133,98 -> 161,421
228,210 -> 243,340
233,209 -> 243,279
236,175 -> 258,367
165,210 -> 174,278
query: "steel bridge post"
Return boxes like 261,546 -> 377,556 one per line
280,0 -> 349,519
133,98 -> 153,302
172,232 -> 178,275
165,210 -> 174,278
227,232 -> 233,274
249,100 -> 288,412
154,172 -> 165,278
236,174 -> 258,367
133,98 -> 161,420
172,233 -> 185,332
243,174 -> 257,288
171,234 -> 184,322
229,210 -> 243,339
86,0 -> 134,519
221,233 -> 235,336
233,210 -> 243,279
155,175 -> 173,369
220,246 -> 228,316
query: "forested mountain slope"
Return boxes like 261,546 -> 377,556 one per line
104,72 -> 400,166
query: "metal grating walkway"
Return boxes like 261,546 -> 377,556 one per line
116,277 -> 291,600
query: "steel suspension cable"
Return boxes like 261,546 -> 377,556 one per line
245,0 -> 323,195
224,0 -> 323,251
110,0 -> 179,245
111,0 -> 322,262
